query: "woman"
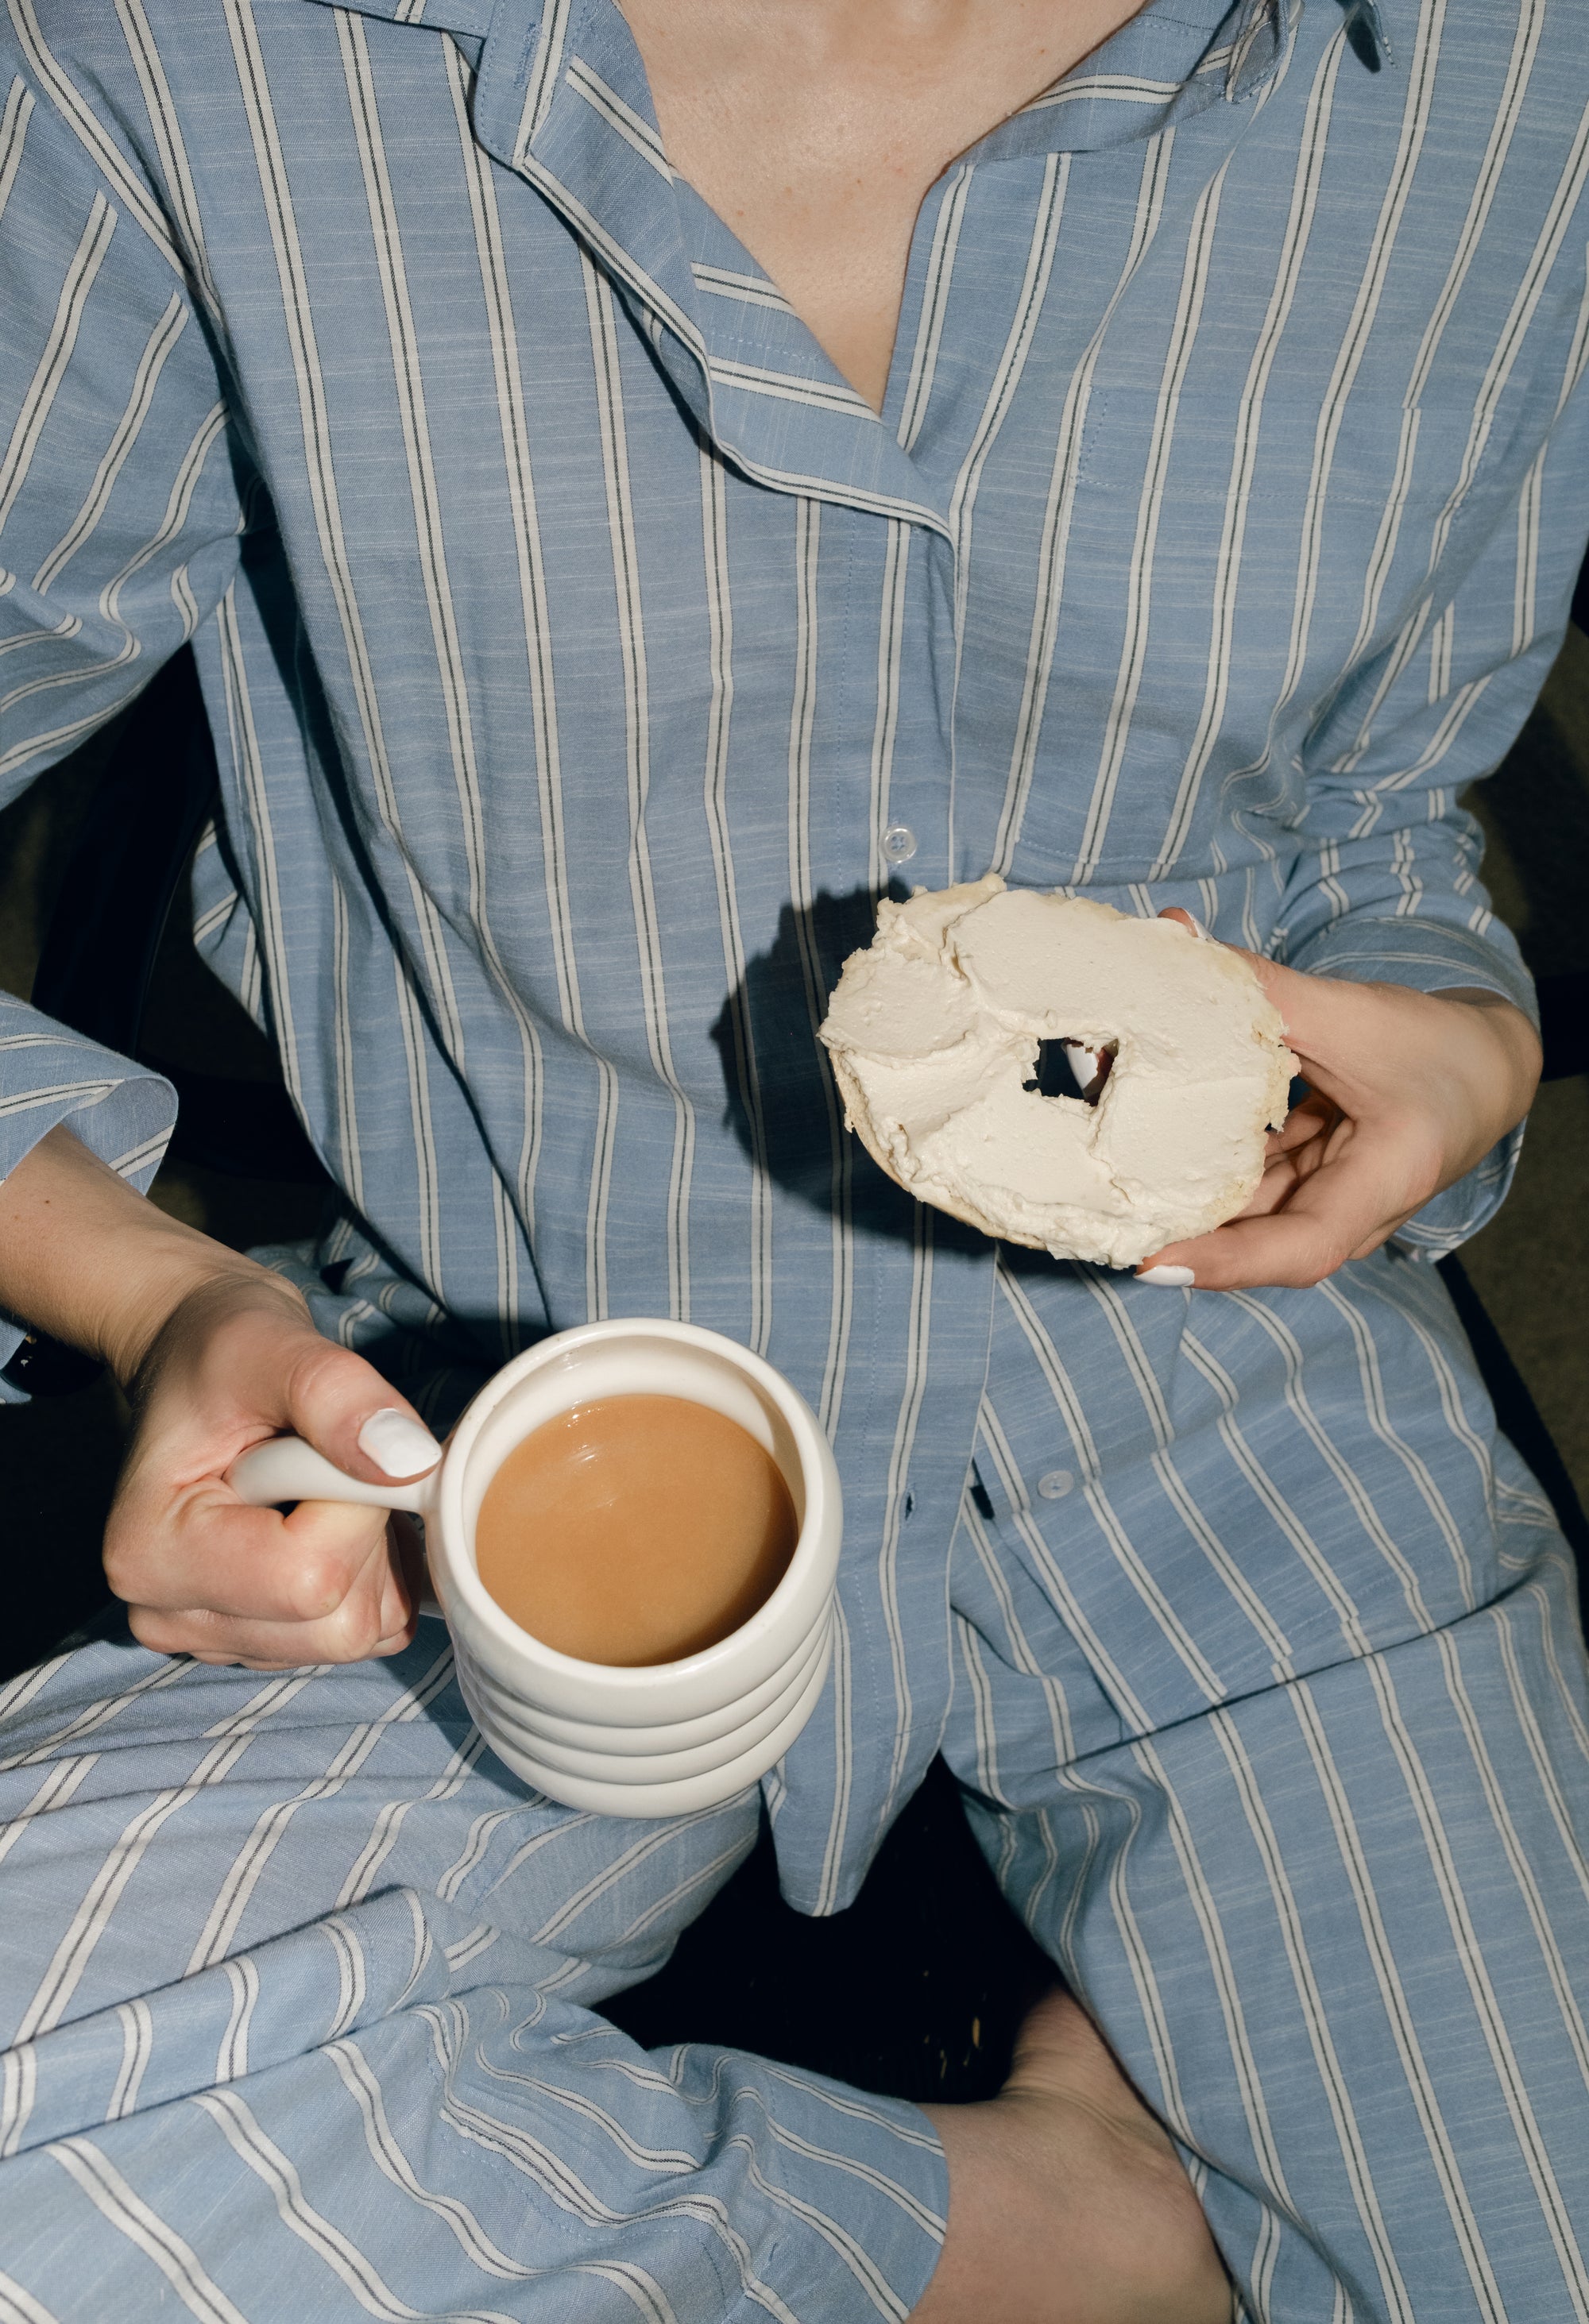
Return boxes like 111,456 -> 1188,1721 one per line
0,0 -> 1581,2313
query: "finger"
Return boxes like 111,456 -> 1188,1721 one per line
1139,1126 -> 1416,1289
126,1518 -> 415,1664
1242,1108 -> 1352,1218
1265,1091 -> 1338,1157
129,1605 -> 417,1668
1156,907 -> 1386,1104
106,1491 -> 396,1626
133,1303 -> 447,1496
260,1333 -> 444,1488
1233,1153 -> 1310,1220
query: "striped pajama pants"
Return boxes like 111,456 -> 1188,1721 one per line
2,1453 -> 1587,2318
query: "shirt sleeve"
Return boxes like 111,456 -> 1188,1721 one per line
0,35 -> 244,1383
1268,315 -> 1589,1256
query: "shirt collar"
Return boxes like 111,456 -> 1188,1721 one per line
978,0 -> 1293,161
296,0 -> 1299,535
321,0 -> 1297,152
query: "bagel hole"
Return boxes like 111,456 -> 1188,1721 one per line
1023,1039 -> 1115,1106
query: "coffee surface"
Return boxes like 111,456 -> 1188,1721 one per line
474,1394 -> 798,1665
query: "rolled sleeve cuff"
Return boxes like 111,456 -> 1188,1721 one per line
0,1002 -> 176,1396
1281,916 -> 1533,1257
1285,912 -> 1538,1023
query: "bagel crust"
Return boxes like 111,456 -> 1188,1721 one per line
818,875 -> 1297,1269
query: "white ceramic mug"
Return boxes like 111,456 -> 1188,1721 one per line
229,1319 -> 842,1818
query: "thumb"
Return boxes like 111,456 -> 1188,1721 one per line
1157,907 -> 1362,1095
258,1323 -> 443,1489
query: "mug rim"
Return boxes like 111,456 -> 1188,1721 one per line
432,1318 -> 835,1692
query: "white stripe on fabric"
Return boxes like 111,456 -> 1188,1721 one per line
0,397 -> 226,721
567,57 -> 670,178
1290,1678 -> 1506,2322
421,2071 -> 802,2323
0,76 -> 33,226
0,193 -> 116,537
110,0 -> 222,315
1366,1646 -> 1589,2316
1224,1291 -> 1440,1634
945,152 -> 1067,666
1023,72 -> 1185,111
698,440 -> 773,1353
334,1730 -> 485,1908
1180,1326 -> 1371,1659
961,1474 -> 1077,1764
707,357 -> 876,419
48,2139 -> 249,2322
0,1657 -> 191,1774
218,0 -> 469,1094
6,1729 -> 259,2073
1510,248 -> 1589,660
866,520 -> 908,892
215,587 -> 303,1110
1343,83 -> 1589,786
1073,142 -> 1235,876
1231,0 -> 1448,806
106,1999 -> 153,2124
514,0 -> 576,156
341,8 -> 551,1317
0,1754 -> 97,1872
690,262 -> 791,313
184,1649 -> 454,1975
974,1383 -> 1150,1731
2,0 -> 184,275
0,609 -> 78,662
1131,1733 -> 1306,2319
583,255 -> 696,1321
997,1268 -> 1226,1704
876,1206 -> 934,1826
813,1593 -> 855,1917
216,1956 -> 259,2086
325,2040 -> 534,2279
1208,1707 -> 1417,2323
1154,28 -> 1344,874
0,2268 -> 57,2324
192,2089 -> 516,2324
895,168 -> 972,455
992,131 -> 1175,873
1339,0 -> 1545,721
1081,1278 -> 1294,1669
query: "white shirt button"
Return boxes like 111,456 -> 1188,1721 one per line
1037,1468 -> 1074,1500
882,823 -> 918,865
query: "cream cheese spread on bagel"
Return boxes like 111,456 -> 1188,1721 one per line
819,874 -> 1296,1269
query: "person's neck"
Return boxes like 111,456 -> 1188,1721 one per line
621,0 -> 1146,410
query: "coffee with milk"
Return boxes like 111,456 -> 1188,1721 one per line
474,1392 -> 798,1666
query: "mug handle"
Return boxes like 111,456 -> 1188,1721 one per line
228,1435 -> 434,1515
227,1437 -> 446,1620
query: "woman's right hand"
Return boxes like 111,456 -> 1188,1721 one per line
107,1270 -> 442,1667
1,1123 -> 441,1668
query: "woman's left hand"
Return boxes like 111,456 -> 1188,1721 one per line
1137,912 -> 1542,1291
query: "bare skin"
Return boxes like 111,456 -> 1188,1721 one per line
0,4 -> 1542,2314
919,1990 -> 1233,2324
1143,913 -> 1542,1287
0,1122 -> 427,1668
620,0 -> 1147,411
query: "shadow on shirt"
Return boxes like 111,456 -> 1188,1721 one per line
710,882 -> 989,1257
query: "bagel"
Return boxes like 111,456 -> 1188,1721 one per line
818,874 -> 1296,1269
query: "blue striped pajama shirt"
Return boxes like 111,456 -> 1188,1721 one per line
2,0 -> 1589,2310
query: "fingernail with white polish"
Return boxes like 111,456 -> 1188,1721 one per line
1138,1264 -> 1196,1287
1185,914 -> 1212,942
359,1407 -> 444,1477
